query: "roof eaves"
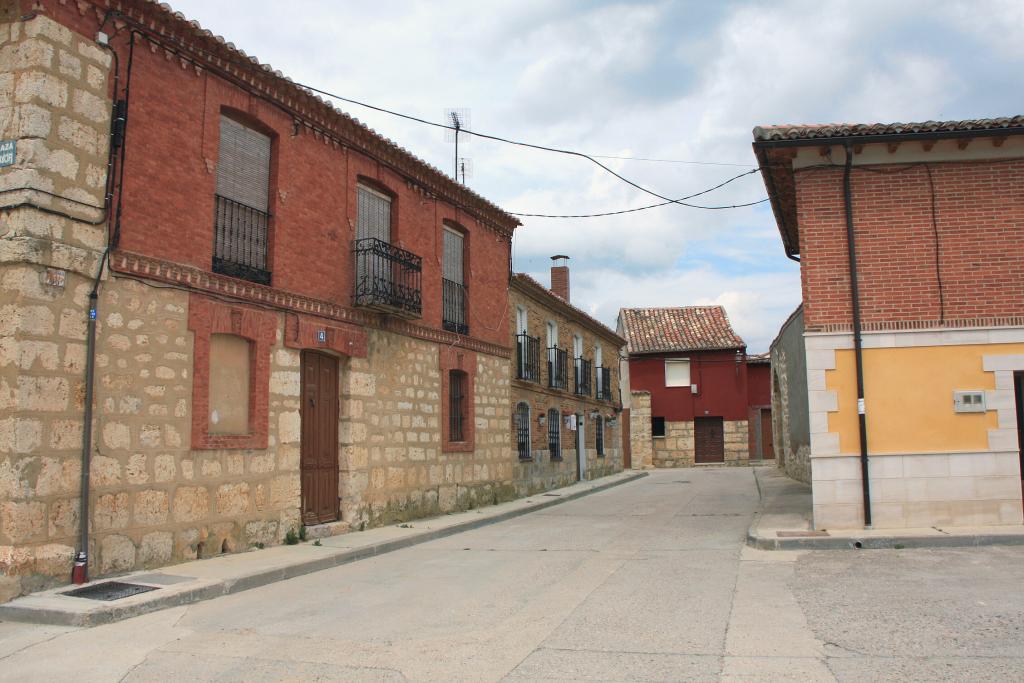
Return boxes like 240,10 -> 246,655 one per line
511,274 -> 626,346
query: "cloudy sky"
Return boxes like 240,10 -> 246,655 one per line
168,0 -> 1023,351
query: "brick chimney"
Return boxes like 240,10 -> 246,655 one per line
550,255 -> 570,302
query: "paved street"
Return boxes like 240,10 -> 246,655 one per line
1,468 -> 1023,682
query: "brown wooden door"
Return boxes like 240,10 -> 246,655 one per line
622,408 -> 632,469
301,351 -> 339,525
694,416 -> 725,463
760,408 -> 775,460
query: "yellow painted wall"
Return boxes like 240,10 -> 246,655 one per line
826,343 -> 1024,454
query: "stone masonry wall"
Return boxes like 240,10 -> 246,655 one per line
652,420 -> 749,468
629,391 -> 652,469
0,14 -> 113,601
341,328 -> 513,528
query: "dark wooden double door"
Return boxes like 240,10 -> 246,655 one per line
301,351 -> 339,525
694,416 -> 725,463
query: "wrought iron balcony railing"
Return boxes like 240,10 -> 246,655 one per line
516,333 -> 540,381
442,278 -> 468,334
213,194 -> 272,285
574,357 -> 592,396
547,346 -> 568,390
596,366 -> 613,400
353,237 -> 422,318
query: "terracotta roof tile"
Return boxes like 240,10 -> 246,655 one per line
619,306 -> 745,354
752,116 -> 1024,142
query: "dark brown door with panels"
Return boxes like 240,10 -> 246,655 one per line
694,416 -> 725,463
300,351 -> 339,525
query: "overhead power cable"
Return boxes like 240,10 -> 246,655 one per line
589,154 -> 753,167
294,81 -> 768,213
510,168 -> 767,218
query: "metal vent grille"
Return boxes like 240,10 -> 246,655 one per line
62,581 -> 159,601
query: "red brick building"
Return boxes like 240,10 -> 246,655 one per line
755,117 -> 1024,529
0,0 -> 618,600
619,306 -> 771,467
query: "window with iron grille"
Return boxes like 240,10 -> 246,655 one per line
442,227 -> 468,334
547,408 -> 561,459
574,356 -> 592,396
449,370 -> 467,442
214,116 -> 272,285
596,416 -> 605,457
515,402 -> 531,459
596,366 -> 612,400
547,346 -> 567,389
516,333 -> 540,381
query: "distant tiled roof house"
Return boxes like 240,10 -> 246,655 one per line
619,306 -> 774,468
619,306 -> 745,354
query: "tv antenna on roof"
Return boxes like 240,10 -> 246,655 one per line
444,108 -> 471,184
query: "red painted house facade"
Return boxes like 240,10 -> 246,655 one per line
619,306 -> 771,467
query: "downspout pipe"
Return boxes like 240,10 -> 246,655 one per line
74,25 -> 132,584
74,260 -> 103,583
842,143 -> 872,528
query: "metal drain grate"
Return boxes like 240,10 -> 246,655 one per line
62,581 -> 159,601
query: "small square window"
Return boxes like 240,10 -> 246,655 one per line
652,416 -> 666,437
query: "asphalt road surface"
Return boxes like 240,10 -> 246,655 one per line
1,468 -> 1022,682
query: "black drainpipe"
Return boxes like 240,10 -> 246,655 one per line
842,143 -> 872,528
73,27 -> 133,584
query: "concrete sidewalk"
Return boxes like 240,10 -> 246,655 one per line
0,471 -> 645,628
747,466 -> 1024,550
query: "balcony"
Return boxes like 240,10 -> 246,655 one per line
574,357 -> 592,397
213,194 -> 272,285
516,333 -> 540,381
596,366 -> 613,400
353,237 -> 422,318
442,278 -> 468,334
547,346 -> 568,390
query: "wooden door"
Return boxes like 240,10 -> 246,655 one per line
622,408 -> 632,469
694,416 -> 725,463
300,351 -> 339,525
760,408 -> 775,460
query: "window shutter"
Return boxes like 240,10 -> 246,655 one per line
665,360 -> 691,387
443,228 -> 464,284
357,185 -> 391,243
216,116 -> 271,212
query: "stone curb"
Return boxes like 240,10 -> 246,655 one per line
745,528 -> 1024,551
0,471 -> 647,628
746,469 -> 1024,551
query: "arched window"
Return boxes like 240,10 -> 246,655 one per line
515,402 -> 531,460
547,408 -> 561,459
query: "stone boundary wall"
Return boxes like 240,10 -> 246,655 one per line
629,391 -> 652,469
651,419 -> 750,468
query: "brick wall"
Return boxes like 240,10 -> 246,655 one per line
796,160 -> 1024,331
34,0 -> 514,350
